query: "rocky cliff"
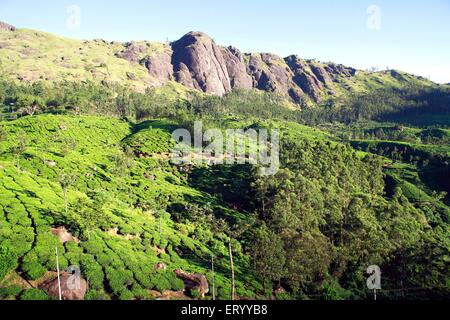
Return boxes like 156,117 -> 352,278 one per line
130,31 -> 369,102
0,23 -> 435,103
111,31 -> 365,102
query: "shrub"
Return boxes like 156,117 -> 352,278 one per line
23,261 -> 46,280
217,286 -> 231,300
0,245 -> 18,280
85,289 -> 111,300
20,288 -> 49,300
22,253 -> 47,280
0,285 -> 22,299
80,255 -> 104,290
81,237 -> 104,255
131,284 -> 151,300
166,272 -> 185,291
190,288 -> 201,299
131,265 -> 152,289
105,267 -> 134,294
321,280 -> 353,300
118,289 -> 134,300
150,272 -> 171,293
96,252 -> 114,267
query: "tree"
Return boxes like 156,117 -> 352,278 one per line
285,232 -> 333,292
249,225 -> 285,292
111,149 -> 133,176
16,94 -> 44,116
59,137 -> 77,157
69,197 -> 108,239
11,130 -> 27,170
58,171 -> 77,215
0,125 -> 7,154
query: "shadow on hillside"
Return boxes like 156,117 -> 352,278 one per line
186,164 -> 257,213
132,120 -> 179,135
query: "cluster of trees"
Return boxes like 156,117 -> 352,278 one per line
0,80 -> 297,123
242,135 -> 448,299
2,80 -> 448,129
297,86 -> 450,126
1,78 -> 448,299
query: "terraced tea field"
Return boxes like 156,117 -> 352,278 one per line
0,115 -> 261,300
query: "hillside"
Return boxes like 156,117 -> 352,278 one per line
0,22 -> 437,104
0,113 -> 448,300
0,21 -> 448,301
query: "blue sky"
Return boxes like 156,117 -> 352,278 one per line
1,0 -> 449,83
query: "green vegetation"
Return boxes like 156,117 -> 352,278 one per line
0,85 -> 449,300
0,28 -> 170,92
0,52 -> 448,300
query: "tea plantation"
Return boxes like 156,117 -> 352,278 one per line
0,115 -> 260,300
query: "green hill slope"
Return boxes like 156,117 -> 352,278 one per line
0,114 -> 448,300
0,115 -> 261,300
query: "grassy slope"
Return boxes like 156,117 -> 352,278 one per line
0,28 -> 180,93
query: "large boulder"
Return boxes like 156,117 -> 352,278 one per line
0,21 -> 15,32
175,269 -> 209,298
116,42 -> 148,63
51,226 -> 80,244
41,272 -> 87,300
144,50 -> 174,84
171,32 -> 231,96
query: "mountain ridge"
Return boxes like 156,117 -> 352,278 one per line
0,22 -> 437,104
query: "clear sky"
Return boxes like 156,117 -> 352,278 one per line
1,0 -> 449,83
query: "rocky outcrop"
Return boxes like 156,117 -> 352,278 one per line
246,53 -> 304,102
310,62 -> 334,86
116,42 -> 147,63
51,226 -> 80,244
0,21 -> 15,32
221,46 -> 253,90
41,272 -> 87,300
285,55 -> 324,101
113,31 -> 361,103
175,269 -> 209,298
144,50 -> 174,84
325,63 -> 357,77
171,32 -> 231,96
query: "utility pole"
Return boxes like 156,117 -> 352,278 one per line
211,255 -> 215,300
229,240 -> 235,301
55,246 -> 62,300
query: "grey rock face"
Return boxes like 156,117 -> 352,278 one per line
285,55 -> 324,102
310,63 -> 334,85
246,53 -> 304,102
144,50 -> 174,84
221,46 -> 253,90
0,21 -> 15,32
113,31 -> 362,103
171,32 -> 231,96
116,42 -> 147,63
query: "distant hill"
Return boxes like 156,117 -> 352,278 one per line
0,22 -> 437,104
